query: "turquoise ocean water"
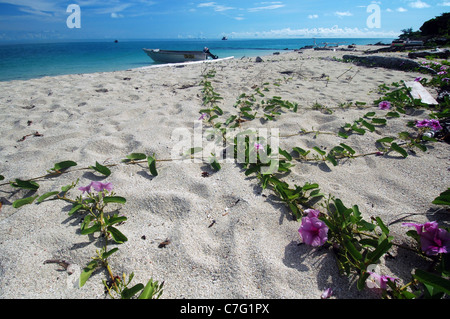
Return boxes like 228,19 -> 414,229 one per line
0,38 -> 393,82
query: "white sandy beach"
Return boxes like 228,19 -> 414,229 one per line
0,45 -> 448,299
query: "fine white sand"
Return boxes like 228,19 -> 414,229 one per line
0,46 -> 448,299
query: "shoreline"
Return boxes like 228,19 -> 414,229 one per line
0,44 -> 448,299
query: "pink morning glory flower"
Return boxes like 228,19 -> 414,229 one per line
416,119 -> 430,128
91,181 -> 113,192
254,143 -> 264,151
198,113 -> 207,120
442,78 -> 450,82
367,272 -> 398,290
79,184 -> 92,194
403,221 -> 450,256
321,288 -> 333,299
414,77 -> 422,82
378,101 -> 391,110
429,119 -> 443,131
438,71 -> 447,75
298,210 -> 328,247
416,119 -> 442,131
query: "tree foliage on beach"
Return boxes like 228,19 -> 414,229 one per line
420,12 -> 450,38
399,13 -> 450,44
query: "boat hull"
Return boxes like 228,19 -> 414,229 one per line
143,49 -> 208,63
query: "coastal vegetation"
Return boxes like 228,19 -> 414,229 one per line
1,48 -> 449,300
399,12 -> 450,46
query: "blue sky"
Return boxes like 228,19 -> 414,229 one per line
0,0 -> 448,41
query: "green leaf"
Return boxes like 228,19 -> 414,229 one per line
0,175 -> 4,181
147,156 -> 158,176
12,195 -> 38,208
371,118 -> 387,125
357,272 -> 371,291
390,143 -> 408,158
375,217 -> 390,235
103,196 -> 127,204
68,204 -> 84,216
81,223 -> 101,235
386,111 -> 400,118
106,215 -> 127,226
338,131 -> 349,139
102,248 -> 119,260
413,269 -> 450,295
326,154 -> 338,166
125,153 -> 147,161
364,112 -> 376,118
122,284 -> 144,299
361,120 -> 375,132
80,260 -> 98,287
340,143 -> 356,155
351,125 -> 366,135
366,238 -> 392,264
210,158 -> 221,171
432,189 -> 450,206
377,137 -> 395,144
293,147 -> 310,157
312,146 -> 326,156
11,179 -> 40,190
107,226 -> 128,244
344,240 -> 363,262
37,191 -> 59,203
138,280 -> 158,299
279,148 -> 292,161
90,162 -> 111,176
51,160 -> 77,172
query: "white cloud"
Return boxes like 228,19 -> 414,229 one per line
409,0 -> 430,8
335,11 -> 353,17
308,14 -> 319,19
230,25 -> 400,39
111,12 -> 124,18
248,4 -> 285,12
397,7 -> 408,12
438,2 -> 450,5
197,2 -> 234,12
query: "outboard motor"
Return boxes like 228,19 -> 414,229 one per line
203,47 -> 218,59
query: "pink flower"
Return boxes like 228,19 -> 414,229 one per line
416,119 -> 431,127
298,211 -> 328,247
403,221 -> 450,256
304,208 -> 320,218
91,181 -> 113,192
438,71 -> 447,75
79,184 -> 92,194
367,272 -> 398,290
321,288 -> 333,299
416,119 -> 442,131
254,143 -> 264,151
414,77 -> 422,82
378,101 -> 391,110
198,113 -> 207,120
429,119 -> 443,131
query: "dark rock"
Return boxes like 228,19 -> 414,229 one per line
408,49 -> 450,59
255,56 -> 263,63
342,55 -> 437,74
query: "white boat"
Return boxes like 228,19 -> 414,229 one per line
143,48 -> 218,63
